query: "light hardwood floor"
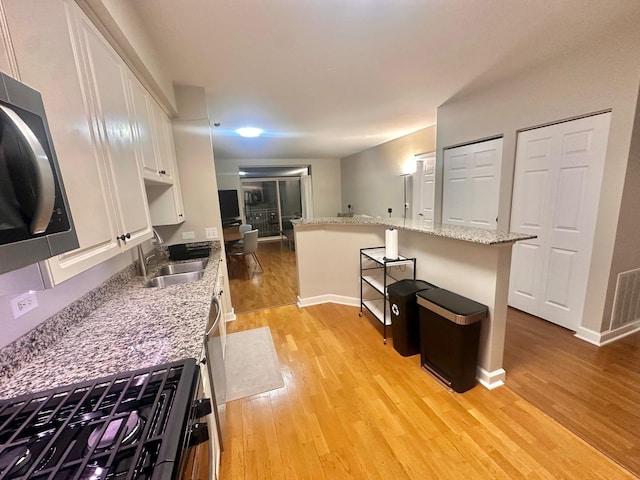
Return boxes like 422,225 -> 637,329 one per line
222,242 -> 640,478
228,239 -> 297,313
504,307 -> 640,477
220,304 -> 635,479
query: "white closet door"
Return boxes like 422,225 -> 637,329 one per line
442,138 -> 502,230
412,153 -> 436,227
509,113 -> 611,331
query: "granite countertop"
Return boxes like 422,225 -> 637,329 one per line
0,245 -> 222,400
292,217 -> 536,245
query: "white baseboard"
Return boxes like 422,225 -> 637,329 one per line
224,308 -> 237,322
476,367 -> 506,390
297,294 -> 360,308
575,320 -> 640,346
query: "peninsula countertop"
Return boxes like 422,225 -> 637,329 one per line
292,217 -> 536,245
0,246 -> 222,400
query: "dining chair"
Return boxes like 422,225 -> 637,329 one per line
235,223 -> 253,247
228,229 -> 263,278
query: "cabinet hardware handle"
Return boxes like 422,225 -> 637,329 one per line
179,214 -> 183,217
159,170 -> 166,175
117,233 -> 131,241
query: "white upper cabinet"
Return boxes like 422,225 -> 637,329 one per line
0,4 -> 18,78
148,100 -> 176,184
145,103 -> 186,225
77,11 -> 151,245
3,0 -> 153,284
127,73 -> 158,182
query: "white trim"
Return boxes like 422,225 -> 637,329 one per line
297,295 -> 360,308
476,367 -> 506,390
224,307 -> 237,322
575,320 -> 640,346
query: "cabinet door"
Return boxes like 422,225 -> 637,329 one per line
146,106 -> 186,225
78,10 -> 152,247
147,184 -> 186,225
128,73 -> 161,182
216,267 -> 228,358
150,100 -> 175,183
0,5 -> 18,78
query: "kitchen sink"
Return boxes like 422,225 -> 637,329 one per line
144,270 -> 204,288
159,259 -> 209,275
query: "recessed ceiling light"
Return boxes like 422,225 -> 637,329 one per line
235,127 -> 263,138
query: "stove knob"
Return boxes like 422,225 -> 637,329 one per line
192,398 -> 212,418
189,422 -> 209,446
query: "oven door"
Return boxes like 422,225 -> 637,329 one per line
181,294 -> 226,479
204,295 -> 226,477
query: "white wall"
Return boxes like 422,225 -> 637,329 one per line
435,23 -> 640,333
215,158 -> 342,220
0,251 -> 134,349
340,126 -> 436,218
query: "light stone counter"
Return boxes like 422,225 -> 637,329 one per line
0,245 -> 222,400
292,217 -> 535,245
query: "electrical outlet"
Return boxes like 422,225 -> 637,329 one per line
181,231 -> 196,240
205,227 -> 218,239
10,292 -> 38,319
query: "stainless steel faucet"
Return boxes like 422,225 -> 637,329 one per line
137,229 -> 165,276
152,228 -> 164,245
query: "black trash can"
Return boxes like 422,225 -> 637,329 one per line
417,288 -> 487,393
387,279 -> 437,356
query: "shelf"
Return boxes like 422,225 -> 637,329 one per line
361,247 -> 415,267
360,246 -> 416,342
362,298 -> 391,325
362,271 -> 396,295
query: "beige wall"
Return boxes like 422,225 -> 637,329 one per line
215,158 -> 342,219
340,126 -> 436,218
606,83 -> 640,330
155,86 -> 222,245
435,23 -> 640,334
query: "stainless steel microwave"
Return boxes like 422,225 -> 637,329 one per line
0,72 -> 78,275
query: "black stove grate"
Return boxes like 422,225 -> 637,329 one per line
0,358 -> 198,480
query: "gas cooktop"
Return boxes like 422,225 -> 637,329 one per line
0,358 -> 199,480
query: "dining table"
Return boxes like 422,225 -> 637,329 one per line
223,226 -> 243,247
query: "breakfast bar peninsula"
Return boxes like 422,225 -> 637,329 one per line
292,217 -> 535,389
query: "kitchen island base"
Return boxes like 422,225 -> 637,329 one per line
294,219 -> 528,389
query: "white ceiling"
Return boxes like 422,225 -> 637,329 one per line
132,0 -> 640,160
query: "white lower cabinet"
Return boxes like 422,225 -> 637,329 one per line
4,0 -> 153,284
